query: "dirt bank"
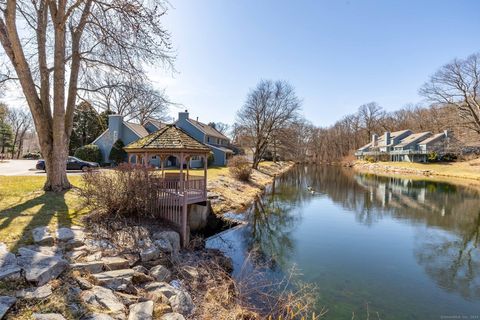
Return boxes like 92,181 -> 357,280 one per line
207,161 -> 295,215
353,159 -> 480,189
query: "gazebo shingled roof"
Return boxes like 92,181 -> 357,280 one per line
124,124 -> 211,152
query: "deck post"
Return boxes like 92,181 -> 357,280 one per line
179,152 -> 188,246
203,153 -> 208,200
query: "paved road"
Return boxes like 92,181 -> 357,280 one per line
0,160 -> 84,176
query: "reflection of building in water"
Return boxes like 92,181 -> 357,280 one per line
355,175 -> 448,216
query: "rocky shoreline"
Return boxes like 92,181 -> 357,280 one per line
353,161 -> 435,177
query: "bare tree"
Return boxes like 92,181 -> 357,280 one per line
358,102 -> 386,140
236,80 -> 301,169
7,106 -> 32,158
208,122 -> 230,136
0,0 -> 173,191
420,53 -> 480,134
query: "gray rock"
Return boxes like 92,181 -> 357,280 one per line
80,286 -> 126,314
32,226 -> 54,246
153,239 -> 173,253
152,231 -> 180,254
140,247 -> 160,262
16,284 -> 52,299
160,313 -> 185,320
75,276 -> 93,290
70,261 -> 104,274
180,266 -> 199,281
132,265 -> 148,274
102,257 -> 129,271
55,227 -> 75,241
92,269 -> 134,291
128,301 -> 153,320
33,313 -> 67,320
0,243 -> 21,281
82,314 -> 115,320
0,296 -> 16,319
17,248 -> 68,286
169,290 -> 194,316
123,253 -> 140,267
144,282 -> 177,299
84,252 -> 103,262
149,265 -> 171,282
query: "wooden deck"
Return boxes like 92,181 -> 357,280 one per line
147,176 -> 207,245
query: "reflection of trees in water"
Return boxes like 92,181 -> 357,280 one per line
242,165 -> 480,299
414,210 -> 480,299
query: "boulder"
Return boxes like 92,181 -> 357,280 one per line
102,257 -> 129,271
144,282 -> 177,299
75,276 -> 94,290
132,265 -> 148,274
128,301 -> 153,320
55,227 -> 75,241
152,231 -> 180,254
0,243 -> 21,281
123,253 -> 140,267
169,290 -> 194,316
80,286 -> 126,314
16,284 -> 52,299
17,248 -> 68,286
70,261 -> 104,274
32,226 -> 54,246
132,272 -> 154,285
153,239 -> 172,253
140,247 -> 160,262
32,313 -> 67,320
160,313 -> 185,320
0,296 -> 16,319
84,252 -> 103,262
149,265 -> 171,282
92,269 -> 134,291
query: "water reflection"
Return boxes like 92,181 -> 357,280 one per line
207,165 -> 480,317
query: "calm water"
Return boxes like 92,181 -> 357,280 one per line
206,166 -> 480,319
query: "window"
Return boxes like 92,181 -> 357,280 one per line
191,156 -> 200,161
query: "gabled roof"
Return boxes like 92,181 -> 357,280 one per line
419,132 -> 446,145
124,122 -> 149,138
358,130 -> 413,150
187,119 -> 229,140
145,118 -> 166,130
395,131 -> 431,148
124,125 -> 211,152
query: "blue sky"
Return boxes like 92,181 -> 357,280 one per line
150,0 -> 479,127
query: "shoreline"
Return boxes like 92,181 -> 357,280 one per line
207,161 -> 296,215
352,160 -> 480,190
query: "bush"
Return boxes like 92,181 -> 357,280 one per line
207,153 -> 214,167
74,144 -> 102,163
364,156 -> 377,163
81,163 -> 157,217
109,139 -> 127,165
427,151 -> 438,162
22,152 -> 41,159
228,155 -> 252,181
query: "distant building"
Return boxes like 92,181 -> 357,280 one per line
93,110 -> 234,166
355,129 -> 450,162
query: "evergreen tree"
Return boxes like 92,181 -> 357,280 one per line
109,139 -> 127,165
0,122 -> 13,155
69,102 -> 106,155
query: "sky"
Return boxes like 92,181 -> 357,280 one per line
147,0 -> 480,127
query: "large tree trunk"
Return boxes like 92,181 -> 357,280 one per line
44,146 -> 70,192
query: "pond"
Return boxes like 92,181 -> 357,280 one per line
206,165 -> 480,319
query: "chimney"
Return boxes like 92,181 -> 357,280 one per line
108,114 -> 123,141
196,117 -> 199,122
384,131 -> 391,146
178,109 -> 189,122
372,134 -> 378,147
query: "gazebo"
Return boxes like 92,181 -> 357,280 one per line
123,124 -> 211,245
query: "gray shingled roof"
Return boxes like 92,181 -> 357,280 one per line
124,122 -> 149,138
395,132 -> 431,148
187,119 -> 229,140
124,125 -> 211,152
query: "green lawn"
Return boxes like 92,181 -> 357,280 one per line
0,176 -> 86,251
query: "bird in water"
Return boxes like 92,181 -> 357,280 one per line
307,185 -> 315,194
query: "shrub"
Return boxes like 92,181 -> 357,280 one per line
81,163 -> 157,217
228,155 -> 252,181
74,144 -> 102,163
427,151 -> 438,162
22,152 -> 41,159
207,153 -> 214,167
109,139 -> 127,165
364,156 -> 376,163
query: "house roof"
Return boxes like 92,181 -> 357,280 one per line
207,144 -> 235,154
145,118 -> 166,130
187,119 -> 229,140
124,125 -> 211,152
124,122 -> 149,138
358,130 -> 413,150
395,131 -> 431,148
419,132 -> 446,145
